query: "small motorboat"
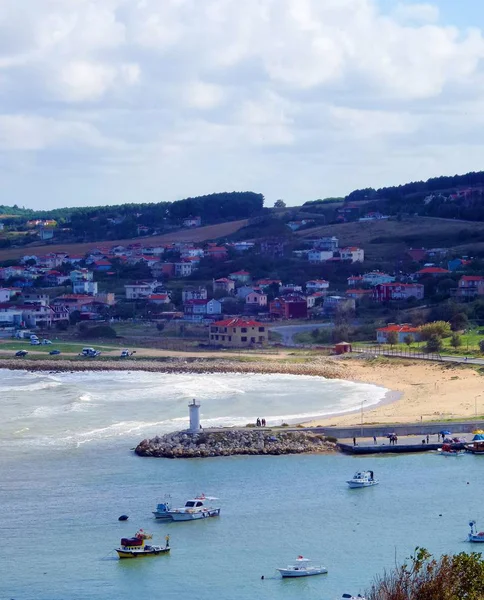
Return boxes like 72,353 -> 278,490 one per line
277,556 -> 328,578
468,521 -> 484,543
118,514 -> 129,521
341,595 -> 367,599
153,496 -> 173,521
347,470 -> 378,488
166,494 -> 220,522
440,444 -> 465,456
116,529 -> 170,558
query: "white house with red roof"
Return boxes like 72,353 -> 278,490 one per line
305,279 -> 329,293
183,216 -> 202,227
147,293 -> 171,305
229,270 -> 251,283
213,278 -> 235,294
377,324 -> 421,344
340,247 -> 365,263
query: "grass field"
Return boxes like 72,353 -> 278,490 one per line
0,340 -> 119,354
0,219 -> 249,261
296,216 -> 484,262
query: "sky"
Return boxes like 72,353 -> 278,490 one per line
2,1 -> 484,209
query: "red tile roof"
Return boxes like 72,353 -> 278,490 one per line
416,267 -> 450,274
212,317 -> 265,328
460,276 -> 484,281
148,294 -> 169,300
377,324 -> 420,333
230,270 -> 250,275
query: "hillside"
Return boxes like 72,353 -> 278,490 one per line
0,219 -> 248,261
296,216 -> 484,262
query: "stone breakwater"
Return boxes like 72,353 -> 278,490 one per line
135,429 -> 337,458
0,356 -> 353,379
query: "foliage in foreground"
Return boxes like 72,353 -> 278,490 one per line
367,547 -> 484,600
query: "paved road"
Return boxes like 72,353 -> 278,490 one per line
270,323 -> 332,346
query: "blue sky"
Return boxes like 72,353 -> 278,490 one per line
1,0 -> 484,209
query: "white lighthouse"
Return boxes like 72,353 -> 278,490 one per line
188,399 -> 201,432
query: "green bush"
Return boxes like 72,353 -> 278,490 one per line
426,334 -> 443,353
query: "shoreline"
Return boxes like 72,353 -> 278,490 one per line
1,355 -> 483,427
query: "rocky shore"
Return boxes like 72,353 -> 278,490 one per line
0,356 -> 353,379
135,428 -> 337,458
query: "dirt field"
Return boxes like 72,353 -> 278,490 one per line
0,219 -> 249,261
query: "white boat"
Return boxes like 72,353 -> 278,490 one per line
166,495 -> 220,522
347,470 -> 378,488
468,521 -> 484,543
340,595 -> 367,600
277,556 -> 328,578
152,496 -> 173,521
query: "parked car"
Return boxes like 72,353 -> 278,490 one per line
79,347 -> 101,357
42,339 -> 52,345
120,349 -> 136,358
30,339 -> 41,345
15,350 -> 28,357
49,350 -> 61,355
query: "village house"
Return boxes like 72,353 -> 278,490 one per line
312,236 -> 339,251
175,261 -> 194,277
124,281 -> 161,300
209,317 -> 267,347
373,283 -> 425,302
229,270 -> 251,284
147,293 -> 171,305
308,249 -> 334,263
347,275 -> 364,287
64,255 -> 84,265
230,241 -> 255,252
0,288 -> 20,302
305,280 -> 329,293
93,259 -> 112,272
376,324 -> 421,344
414,267 -> 450,278
362,272 -> 395,286
345,289 -> 373,302
183,299 -> 222,321
245,291 -> 268,308
323,296 -> 356,313
0,306 -> 23,327
70,269 -> 93,283
287,219 -> 315,231
269,295 -> 308,319
182,286 -> 208,302
453,275 -> 484,299
340,247 -> 365,263
73,281 -> 99,295
205,244 -> 228,261
183,216 -> 202,228
256,279 -> 282,290
237,286 -> 257,300
259,239 -> 286,257
0,266 -> 27,280
137,225 -> 150,236
141,245 -> 165,256
306,293 -> 326,308
280,283 -> 303,295
43,271 -> 70,286
180,247 -> 205,259
151,262 -> 175,278
213,278 -> 235,294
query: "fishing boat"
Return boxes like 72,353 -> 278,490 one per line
347,470 -> 378,488
468,521 -> 484,543
152,496 -> 173,521
466,440 -> 484,455
277,556 -> 328,578
116,529 -> 170,558
166,494 -> 220,522
439,444 -> 465,456
341,595 -> 367,599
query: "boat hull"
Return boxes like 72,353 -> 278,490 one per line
277,568 -> 328,578
441,451 -> 465,456
469,536 -> 484,543
152,511 -> 173,521
347,481 -> 378,488
168,508 -> 220,521
116,547 -> 170,559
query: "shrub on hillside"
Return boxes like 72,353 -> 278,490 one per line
366,547 -> 484,600
81,325 -> 117,339
426,334 -> 443,354
420,321 -> 451,340
479,339 -> 484,355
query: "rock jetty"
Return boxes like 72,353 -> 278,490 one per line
135,429 -> 337,458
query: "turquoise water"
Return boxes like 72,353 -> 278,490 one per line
0,370 -> 481,600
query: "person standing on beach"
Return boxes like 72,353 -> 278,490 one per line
426,434 -> 429,444
353,437 -> 356,446
373,436 -> 377,444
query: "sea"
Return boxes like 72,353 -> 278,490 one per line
0,369 -> 481,600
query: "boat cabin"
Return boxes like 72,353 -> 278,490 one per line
185,499 -> 205,508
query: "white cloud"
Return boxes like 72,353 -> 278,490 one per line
1,0 -> 484,206
393,3 -> 440,24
